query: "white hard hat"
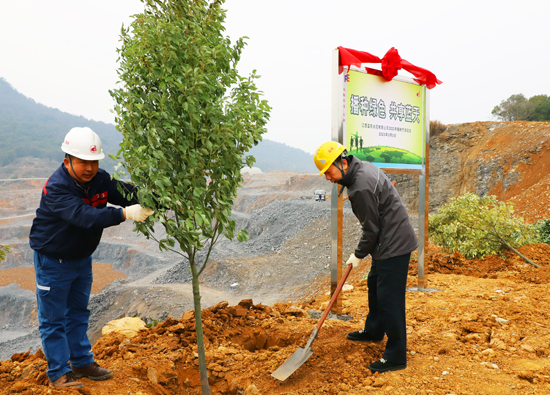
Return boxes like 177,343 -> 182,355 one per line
61,127 -> 105,160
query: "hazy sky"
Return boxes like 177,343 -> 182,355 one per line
1,0 -> 548,154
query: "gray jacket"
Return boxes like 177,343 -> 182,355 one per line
338,155 -> 418,261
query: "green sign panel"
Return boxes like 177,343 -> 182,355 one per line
345,70 -> 424,169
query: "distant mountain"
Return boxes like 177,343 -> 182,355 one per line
0,78 -> 316,174
0,78 -> 121,170
246,139 -> 317,172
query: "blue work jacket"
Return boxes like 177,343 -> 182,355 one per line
29,164 -> 138,260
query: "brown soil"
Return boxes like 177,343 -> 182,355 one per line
0,263 -> 126,295
3,121 -> 550,394
3,243 -> 550,395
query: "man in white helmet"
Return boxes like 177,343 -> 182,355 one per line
29,127 -> 154,388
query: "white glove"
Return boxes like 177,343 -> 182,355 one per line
346,253 -> 362,268
125,204 -> 154,222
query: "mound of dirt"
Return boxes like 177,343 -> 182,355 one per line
3,241 -> 550,394
410,241 -> 550,280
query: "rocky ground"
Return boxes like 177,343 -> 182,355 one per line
2,121 -> 550,394
3,242 -> 550,394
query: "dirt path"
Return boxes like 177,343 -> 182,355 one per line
0,262 -> 126,295
126,261 -> 274,306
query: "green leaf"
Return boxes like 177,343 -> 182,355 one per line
194,212 -> 203,227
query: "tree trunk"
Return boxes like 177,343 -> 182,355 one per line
498,237 -> 540,268
190,260 -> 211,394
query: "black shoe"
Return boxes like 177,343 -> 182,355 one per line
369,358 -> 406,373
346,329 -> 384,342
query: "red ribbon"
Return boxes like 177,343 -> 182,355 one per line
338,46 -> 442,89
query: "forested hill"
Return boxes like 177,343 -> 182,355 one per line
0,77 -> 316,174
0,78 -> 120,168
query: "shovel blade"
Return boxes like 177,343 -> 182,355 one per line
271,346 -> 314,381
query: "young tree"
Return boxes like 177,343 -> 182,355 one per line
429,193 -> 539,267
110,1 -> 270,393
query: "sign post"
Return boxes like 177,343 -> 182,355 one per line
330,49 -> 344,313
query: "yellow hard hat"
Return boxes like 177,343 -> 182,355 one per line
313,141 -> 347,176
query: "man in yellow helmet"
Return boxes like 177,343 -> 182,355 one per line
314,141 -> 418,373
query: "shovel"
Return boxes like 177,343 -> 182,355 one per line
271,264 -> 353,381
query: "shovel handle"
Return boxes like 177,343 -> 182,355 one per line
316,264 -> 353,331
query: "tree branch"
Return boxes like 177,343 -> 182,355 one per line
198,221 -> 220,277
147,231 -> 188,260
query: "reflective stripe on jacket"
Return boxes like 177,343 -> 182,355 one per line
30,164 -> 138,260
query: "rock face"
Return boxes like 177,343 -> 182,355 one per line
232,121 -> 550,220
0,284 -> 35,329
394,121 -> 550,220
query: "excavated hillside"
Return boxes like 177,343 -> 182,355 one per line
2,121 -> 550,395
427,121 -> 550,222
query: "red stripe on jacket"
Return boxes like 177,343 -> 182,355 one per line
82,191 -> 109,207
43,178 -> 50,196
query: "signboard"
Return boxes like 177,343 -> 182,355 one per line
344,70 -> 424,169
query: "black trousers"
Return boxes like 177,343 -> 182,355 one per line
363,252 -> 411,364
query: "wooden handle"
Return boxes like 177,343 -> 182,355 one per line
316,264 -> 353,330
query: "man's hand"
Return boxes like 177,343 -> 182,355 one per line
124,204 -> 154,222
346,253 -> 362,268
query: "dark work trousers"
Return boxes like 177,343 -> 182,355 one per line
363,252 -> 411,364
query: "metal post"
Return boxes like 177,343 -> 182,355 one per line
331,49 -> 344,314
417,172 -> 426,288
330,182 -> 339,298
416,85 -> 430,289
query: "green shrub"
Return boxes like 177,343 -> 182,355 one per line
0,245 -> 10,262
533,219 -> 550,244
143,317 -> 159,329
429,192 -> 537,259
133,312 -> 160,328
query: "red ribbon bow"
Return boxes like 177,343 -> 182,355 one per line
338,46 -> 442,89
